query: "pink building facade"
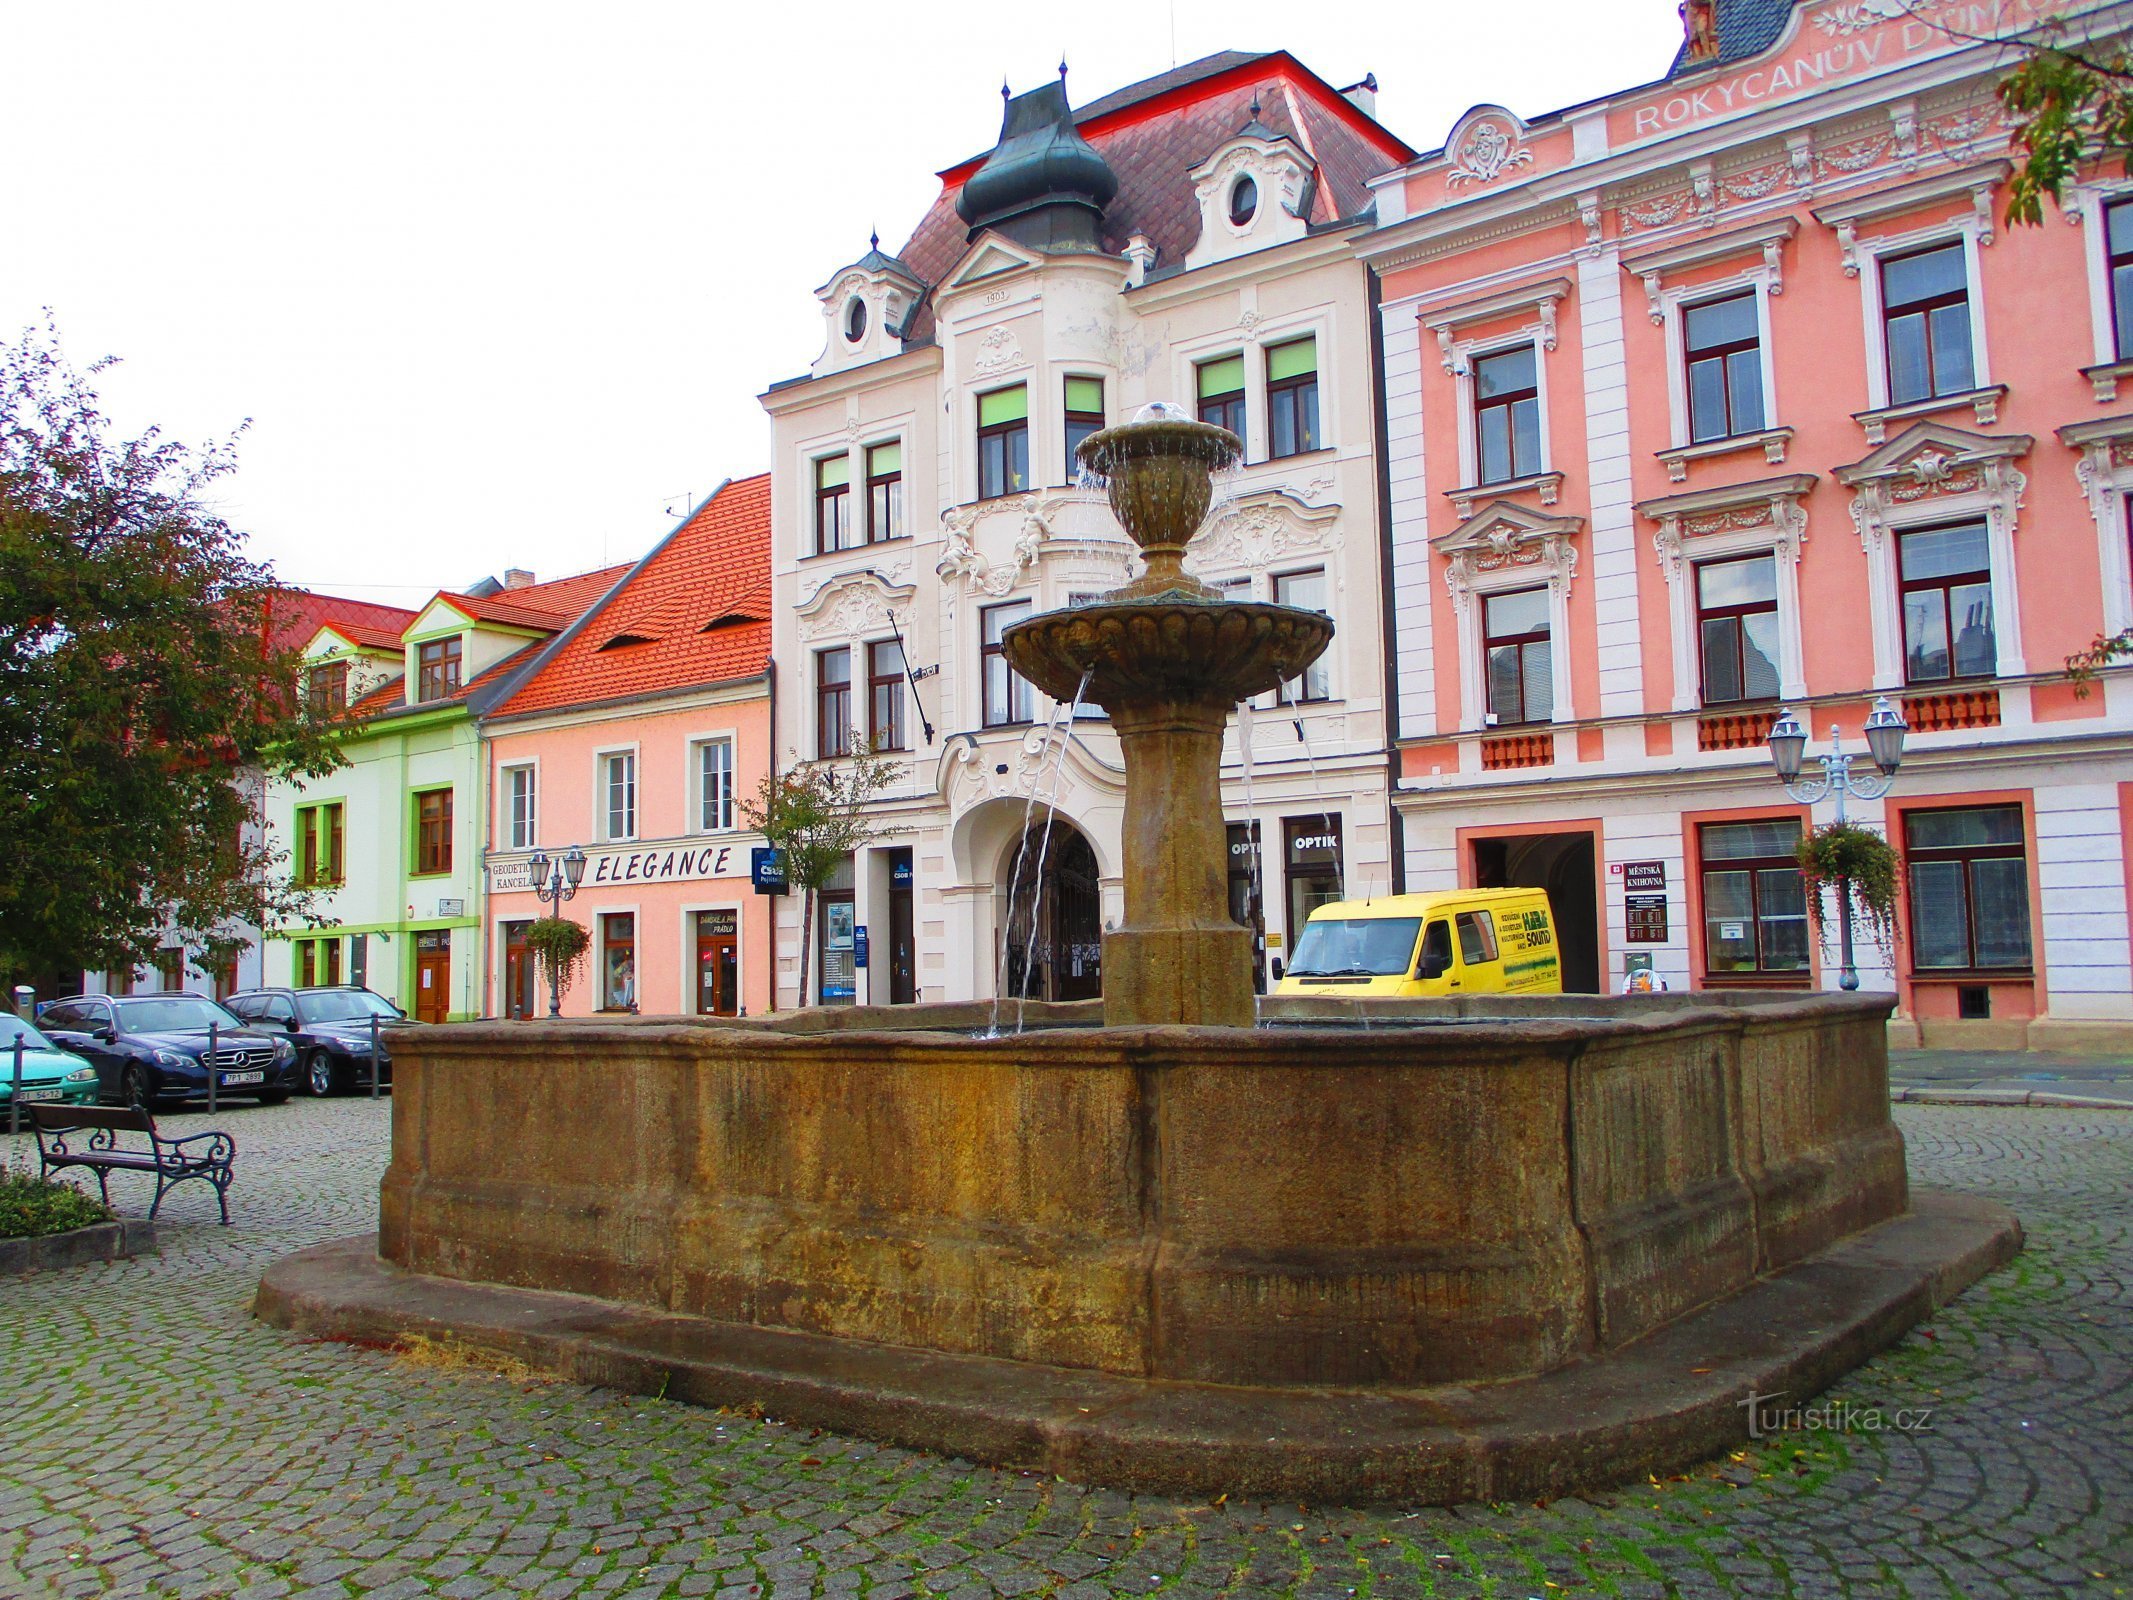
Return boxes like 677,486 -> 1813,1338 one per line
1362,0 -> 2133,1046
480,477 -> 778,1020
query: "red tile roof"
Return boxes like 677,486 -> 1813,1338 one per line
495,475 -> 772,718
316,620 -> 409,652
895,52 -> 1411,344
262,589 -> 419,656
432,566 -> 632,633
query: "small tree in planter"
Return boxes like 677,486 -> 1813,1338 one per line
524,916 -> 589,1019
1796,822 -> 1902,991
742,750 -> 897,1009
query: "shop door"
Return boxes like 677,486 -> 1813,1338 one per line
887,849 -> 916,1005
1283,816 -> 1345,965
695,909 -> 740,1016
414,931 -> 452,1024
1474,832 -> 1600,993
502,922 -> 536,1019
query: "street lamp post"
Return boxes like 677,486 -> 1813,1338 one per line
528,846 -> 588,1018
1767,697 -> 1907,992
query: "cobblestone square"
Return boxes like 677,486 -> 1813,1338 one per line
2,1099 -> 2128,1598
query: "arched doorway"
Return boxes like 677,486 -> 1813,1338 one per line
1000,819 -> 1103,1002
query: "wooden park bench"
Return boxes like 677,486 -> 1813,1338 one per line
29,1104 -> 236,1224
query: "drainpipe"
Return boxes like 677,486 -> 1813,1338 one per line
765,657 -> 778,1014
1365,261 -> 1407,895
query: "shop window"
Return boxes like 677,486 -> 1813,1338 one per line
1274,569 -> 1331,703
1196,354 -> 1246,438
1684,291 -> 1765,442
1700,818 -> 1810,978
868,639 -> 907,752
817,856 -> 856,1005
814,454 -> 851,554
1475,344 -> 1542,484
981,600 -> 1033,727
816,647 -> 852,758
415,636 -> 462,702
694,908 -> 739,1016
600,751 -> 637,842
1881,242 -> 1975,404
1484,586 -> 1552,725
1899,520 -> 1994,685
1283,817 -> 1344,953
296,936 -> 343,989
600,913 -> 636,1011
1064,376 -> 1105,469
978,385 -> 1029,500
414,788 -> 452,875
1266,337 -> 1320,458
866,442 -> 903,543
696,738 -> 735,832
1905,805 -> 2032,972
1697,555 -> 1781,705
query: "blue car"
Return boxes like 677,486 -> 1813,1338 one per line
39,993 -> 298,1108
0,1012 -> 101,1117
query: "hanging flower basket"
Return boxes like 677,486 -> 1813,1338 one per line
524,916 -> 590,1008
1795,822 -> 1902,953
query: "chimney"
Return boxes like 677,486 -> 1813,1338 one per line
1681,0 -> 1720,64
503,568 -> 536,590
1339,73 -> 1379,120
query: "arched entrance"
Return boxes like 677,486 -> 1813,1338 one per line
1000,819 -> 1103,1002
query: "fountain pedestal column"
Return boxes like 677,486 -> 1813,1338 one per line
1103,697 -> 1256,1029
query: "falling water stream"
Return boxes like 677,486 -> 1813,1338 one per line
990,669 -> 1093,1037
1236,700 -> 1266,1023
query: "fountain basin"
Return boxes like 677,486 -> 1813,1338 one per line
255,991 -> 2019,1499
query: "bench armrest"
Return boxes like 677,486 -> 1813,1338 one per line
161,1130 -> 237,1164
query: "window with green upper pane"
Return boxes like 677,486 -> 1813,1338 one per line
1063,376 -> 1104,472
1197,354 -> 1246,439
977,386 -> 1029,499
1266,337 -> 1319,457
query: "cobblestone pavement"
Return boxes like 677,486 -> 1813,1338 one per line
2,1099 -> 2128,1600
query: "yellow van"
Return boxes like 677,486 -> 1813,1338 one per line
1272,888 -> 1562,999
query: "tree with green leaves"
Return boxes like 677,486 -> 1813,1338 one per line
740,750 -> 897,1008
0,319 -> 343,988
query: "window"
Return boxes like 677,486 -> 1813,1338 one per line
1274,569 -> 1331,703
307,660 -> 349,717
844,296 -> 867,343
1455,909 -> 1499,966
416,637 -> 462,702
600,751 -> 637,841
868,639 -> 907,752
816,646 -> 852,758
1882,242 -> 1974,404
1229,175 -> 1258,226
981,600 -> 1033,727
504,766 -> 536,851
1899,521 -> 1994,684
977,385 -> 1029,500
2109,199 -> 2133,361
1483,587 -> 1552,725
1472,346 -> 1542,486
1684,292 -> 1765,442
1700,819 -> 1810,978
1064,376 -> 1104,469
1696,555 -> 1780,705
866,442 -> 903,543
296,802 -> 345,887
1267,337 -> 1320,458
296,937 -> 343,989
814,454 -> 851,555
1905,805 -> 2032,972
697,738 -> 735,832
414,788 -> 452,875
1196,355 -> 1246,438
600,913 -> 637,1010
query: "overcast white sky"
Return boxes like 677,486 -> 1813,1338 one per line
2,2 -> 1680,605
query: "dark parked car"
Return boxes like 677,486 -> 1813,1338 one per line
40,993 -> 298,1108
226,986 -> 405,1096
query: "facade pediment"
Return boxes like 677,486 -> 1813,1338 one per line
1184,489 -> 1341,576
794,567 -> 916,642
938,234 -> 1045,296
1441,105 -> 1537,193
1434,500 -> 1582,605
1836,419 -> 2032,490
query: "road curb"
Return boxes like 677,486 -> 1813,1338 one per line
1894,1087 -> 2133,1111
0,1219 -> 157,1276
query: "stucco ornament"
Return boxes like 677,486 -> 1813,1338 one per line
1838,423 -> 2031,554
795,569 -> 914,643
937,494 -> 1062,597
1183,491 -> 1339,577
1446,118 -> 1533,190
972,324 -> 1027,377
1434,501 -> 1583,612
1813,0 -> 1907,36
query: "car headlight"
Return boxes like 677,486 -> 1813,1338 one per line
273,1039 -> 295,1063
154,1049 -> 190,1068
65,1065 -> 97,1083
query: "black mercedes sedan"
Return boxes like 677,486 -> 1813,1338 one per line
39,992 -> 298,1107
225,986 -> 405,1096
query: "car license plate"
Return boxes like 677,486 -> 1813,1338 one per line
13,1087 -> 61,1102
220,1071 -> 264,1086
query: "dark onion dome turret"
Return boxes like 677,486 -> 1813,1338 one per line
955,78 -> 1119,252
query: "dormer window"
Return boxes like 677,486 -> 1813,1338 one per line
844,296 -> 868,343
307,660 -> 349,716
416,636 -> 462,702
1229,175 -> 1258,227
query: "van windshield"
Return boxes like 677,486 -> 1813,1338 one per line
1287,917 -> 1423,978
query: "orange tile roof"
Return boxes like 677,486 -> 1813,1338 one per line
317,620 -> 408,652
495,475 -> 772,717
433,566 -> 631,633
264,588 -> 419,656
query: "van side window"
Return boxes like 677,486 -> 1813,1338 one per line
1456,910 -> 1499,965
1417,920 -> 1454,979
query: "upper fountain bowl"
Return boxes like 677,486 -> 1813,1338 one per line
1075,416 -> 1241,595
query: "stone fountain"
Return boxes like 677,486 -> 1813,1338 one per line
256,409 -> 2021,1505
1004,412 -> 1330,1028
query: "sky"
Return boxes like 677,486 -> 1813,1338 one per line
1,1 -> 1681,607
